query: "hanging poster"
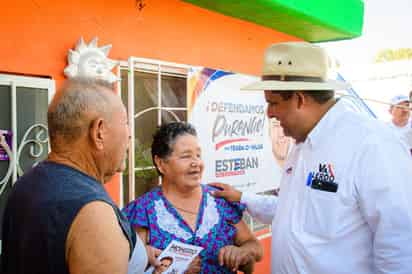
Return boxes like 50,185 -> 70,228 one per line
188,68 -> 286,194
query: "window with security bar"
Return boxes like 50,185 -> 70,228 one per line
120,59 -> 188,207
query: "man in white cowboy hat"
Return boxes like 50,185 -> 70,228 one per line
211,42 -> 412,274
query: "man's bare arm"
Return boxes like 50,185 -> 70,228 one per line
66,201 -> 130,274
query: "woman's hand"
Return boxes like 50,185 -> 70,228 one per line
218,245 -> 254,272
146,245 -> 162,268
184,256 -> 201,274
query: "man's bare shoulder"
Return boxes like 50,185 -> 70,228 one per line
66,201 -> 130,274
70,201 -> 118,227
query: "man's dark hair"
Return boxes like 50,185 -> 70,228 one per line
151,122 -> 197,175
274,90 -> 335,104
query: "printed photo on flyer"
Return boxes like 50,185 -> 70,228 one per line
144,240 -> 203,274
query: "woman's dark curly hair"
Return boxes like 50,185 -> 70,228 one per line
151,122 -> 197,175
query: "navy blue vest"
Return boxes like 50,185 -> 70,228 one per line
1,161 -> 135,274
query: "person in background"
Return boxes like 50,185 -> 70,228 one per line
1,78 -> 147,274
211,42 -> 412,274
123,122 -> 262,274
388,94 -> 410,131
388,94 -> 412,153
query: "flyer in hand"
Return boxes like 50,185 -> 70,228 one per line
144,240 -> 203,274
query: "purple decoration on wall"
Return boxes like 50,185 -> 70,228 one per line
0,129 -> 13,161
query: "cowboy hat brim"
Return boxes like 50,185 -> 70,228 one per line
241,79 -> 351,91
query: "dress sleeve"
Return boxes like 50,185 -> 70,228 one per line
222,200 -> 246,225
122,195 -> 149,229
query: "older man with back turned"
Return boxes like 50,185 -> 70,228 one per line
1,78 -> 147,274
211,42 -> 412,274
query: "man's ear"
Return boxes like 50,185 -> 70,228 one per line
295,91 -> 306,109
89,118 -> 105,150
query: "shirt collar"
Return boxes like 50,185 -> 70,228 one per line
305,99 -> 346,149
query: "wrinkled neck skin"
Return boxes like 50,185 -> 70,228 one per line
48,145 -> 104,184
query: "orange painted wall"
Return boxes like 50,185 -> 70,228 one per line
255,236 -> 272,273
2,1 -> 295,271
2,0 -> 299,80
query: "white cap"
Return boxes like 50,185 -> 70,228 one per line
390,94 -> 410,106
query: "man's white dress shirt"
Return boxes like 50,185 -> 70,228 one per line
242,99 -> 412,274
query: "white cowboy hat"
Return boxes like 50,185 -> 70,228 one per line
242,42 -> 350,91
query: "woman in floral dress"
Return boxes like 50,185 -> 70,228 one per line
123,122 -> 262,273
